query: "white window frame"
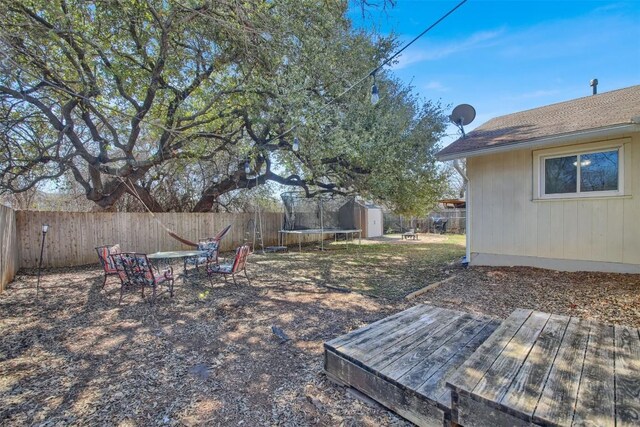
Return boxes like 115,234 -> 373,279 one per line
534,143 -> 624,199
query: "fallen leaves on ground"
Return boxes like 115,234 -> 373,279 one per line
1,235 -> 637,426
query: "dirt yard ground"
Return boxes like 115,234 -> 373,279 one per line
1,235 -> 638,426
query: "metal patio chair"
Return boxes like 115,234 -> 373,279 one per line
184,239 -> 219,275
206,244 -> 251,285
111,252 -> 174,304
95,244 -> 123,288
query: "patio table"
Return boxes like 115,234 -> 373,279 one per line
147,250 -> 207,276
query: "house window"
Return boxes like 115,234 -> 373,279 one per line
540,148 -> 621,198
579,151 -> 619,192
544,155 -> 577,194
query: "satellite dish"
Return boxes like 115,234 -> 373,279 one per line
449,104 -> 476,137
450,104 -> 476,126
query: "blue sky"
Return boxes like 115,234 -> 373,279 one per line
349,0 -> 640,148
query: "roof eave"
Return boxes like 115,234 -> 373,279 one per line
437,123 -> 640,161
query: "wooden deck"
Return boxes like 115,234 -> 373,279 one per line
447,309 -> 640,427
324,304 -> 500,426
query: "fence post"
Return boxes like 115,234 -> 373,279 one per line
0,205 -> 19,292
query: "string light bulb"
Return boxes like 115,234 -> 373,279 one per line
371,83 -> 379,105
292,136 -> 300,152
370,72 -> 379,105
244,160 -> 251,174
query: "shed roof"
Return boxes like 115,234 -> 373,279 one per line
437,85 -> 640,160
438,199 -> 466,208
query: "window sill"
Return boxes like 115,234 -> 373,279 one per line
532,194 -> 632,202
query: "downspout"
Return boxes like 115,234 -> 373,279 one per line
453,159 -> 470,264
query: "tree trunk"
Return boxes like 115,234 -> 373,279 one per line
126,184 -> 165,212
192,194 -> 218,212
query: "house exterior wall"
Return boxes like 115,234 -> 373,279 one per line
467,132 -> 640,273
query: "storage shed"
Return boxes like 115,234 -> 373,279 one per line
353,202 -> 384,238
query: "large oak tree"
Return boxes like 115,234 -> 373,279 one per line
0,0 -> 447,214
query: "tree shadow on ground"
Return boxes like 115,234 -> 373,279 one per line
0,248 -> 421,426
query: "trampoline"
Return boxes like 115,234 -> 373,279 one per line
279,192 -> 362,251
279,228 -> 362,251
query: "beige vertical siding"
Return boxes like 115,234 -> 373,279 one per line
14,211 -> 332,269
0,205 -> 19,291
468,132 -> 640,267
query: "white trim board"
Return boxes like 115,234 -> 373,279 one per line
470,252 -> 640,274
437,123 -> 640,161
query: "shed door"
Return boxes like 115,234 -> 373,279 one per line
367,208 -> 383,237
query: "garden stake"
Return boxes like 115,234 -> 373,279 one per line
36,224 -> 48,301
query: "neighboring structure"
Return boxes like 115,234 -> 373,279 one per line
426,200 -> 466,234
438,198 -> 466,209
437,85 -> 640,273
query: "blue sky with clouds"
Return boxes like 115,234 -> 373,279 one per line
349,0 -> 640,147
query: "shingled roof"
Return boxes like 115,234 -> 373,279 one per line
437,85 -> 640,160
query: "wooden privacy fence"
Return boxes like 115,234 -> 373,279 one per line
15,210 -> 326,269
421,208 -> 466,234
0,205 -> 19,291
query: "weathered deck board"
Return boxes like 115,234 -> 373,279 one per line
533,317 -> 591,425
331,305 -> 441,361
573,322 -> 616,427
342,308 -> 448,363
324,304 -> 499,427
455,392 -> 530,427
448,309 -> 639,427
614,325 -> 640,426
446,308 -> 532,394
473,310 -> 550,403
378,314 -> 477,380
325,349 -> 445,426
325,304 -> 427,349
364,309 -> 464,368
500,314 -> 569,418
396,316 -> 488,390
420,320 -> 502,409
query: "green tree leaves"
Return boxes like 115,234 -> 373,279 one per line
0,0 -> 447,214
